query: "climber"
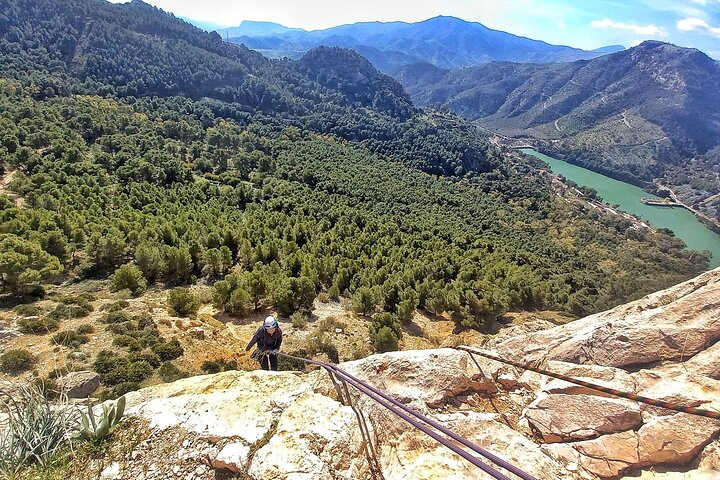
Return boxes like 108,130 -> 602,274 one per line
245,315 -> 283,371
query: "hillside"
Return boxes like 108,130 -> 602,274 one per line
225,16 -> 620,71
395,41 -> 720,219
0,0 -> 712,426
2,268 -> 718,479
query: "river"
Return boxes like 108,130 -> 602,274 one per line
520,149 -> 720,268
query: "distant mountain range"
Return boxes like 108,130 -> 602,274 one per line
208,16 -> 623,72
395,41 -> 720,218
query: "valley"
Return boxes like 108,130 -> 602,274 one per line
1,1 -> 719,479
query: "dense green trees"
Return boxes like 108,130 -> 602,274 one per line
0,234 -> 62,295
0,0 -> 710,330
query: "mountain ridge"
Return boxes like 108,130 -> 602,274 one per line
225,15 -> 622,71
395,40 -> 720,219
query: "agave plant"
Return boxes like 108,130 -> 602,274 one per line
0,383 -> 80,477
77,395 -> 126,442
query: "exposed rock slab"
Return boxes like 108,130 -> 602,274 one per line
524,394 -> 642,442
381,412 -> 572,480
248,392 -> 367,480
495,268 -> 720,368
545,413 -> 720,478
336,348 -> 496,409
124,370 -> 312,443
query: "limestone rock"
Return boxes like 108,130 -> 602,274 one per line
381,412 -> 571,480
495,268 -> 720,368
212,442 -> 250,473
524,394 -> 642,442
248,392 -> 367,480
546,431 -> 640,478
545,414 -> 720,478
124,370 -> 312,443
100,462 -> 121,479
57,371 -> 100,398
637,414 -> 720,465
336,348 -> 496,409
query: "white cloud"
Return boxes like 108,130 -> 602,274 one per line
591,19 -> 667,36
677,17 -> 720,37
690,0 -> 707,5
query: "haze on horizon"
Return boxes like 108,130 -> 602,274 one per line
109,0 -> 720,58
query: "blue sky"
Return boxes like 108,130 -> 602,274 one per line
111,0 -> 720,58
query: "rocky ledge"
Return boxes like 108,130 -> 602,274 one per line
94,268 -> 720,480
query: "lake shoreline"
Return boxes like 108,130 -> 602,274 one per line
519,149 -> 720,268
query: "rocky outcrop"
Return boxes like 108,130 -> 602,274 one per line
334,348 -> 497,409
57,371 -> 100,398
524,394 -> 642,442
90,268 -> 720,480
494,268 -> 720,368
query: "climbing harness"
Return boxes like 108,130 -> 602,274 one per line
276,352 -> 538,480
456,346 -> 720,421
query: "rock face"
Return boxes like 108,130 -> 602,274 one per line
524,394 -> 642,442
57,371 -> 100,398
93,268 -> 720,480
494,268 -> 720,368
336,349 -> 496,409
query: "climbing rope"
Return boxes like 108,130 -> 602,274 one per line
275,351 -> 538,480
456,346 -> 720,420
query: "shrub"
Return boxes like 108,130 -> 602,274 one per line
201,358 -> 237,374
307,333 -> 340,363
317,292 -> 330,303
13,304 -> 43,317
100,300 -> 129,312
51,330 -> 89,349
352,287 -> 375,316
278,350 -> 309,371
109,382 -> 140,399
226,287 -> 251,317
0,349 -> 36,374
76,324 -> 95,335
158,362 -> 188,383
17,316 -> 59,334
46,302 -> 92,320
328,285 -> 340,301
152,338 -> 184,361
112,335 -> 142,351
109,264 -> 147,296
128,350 -> 161,368
101,311 -> 132,324
102,360 -> 153,386
291,311 -> 308,329
317,316 -> 345,333
369,313 -> 402,353
167,287 -> 199,317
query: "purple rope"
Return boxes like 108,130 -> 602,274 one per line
279,352 -> 537,480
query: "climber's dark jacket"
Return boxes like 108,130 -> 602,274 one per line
245,326 -> 283,352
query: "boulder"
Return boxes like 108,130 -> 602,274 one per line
57,371 -> 100,398
248,392 -> 367,480
495,268 -> 720,368
336,348 -> 496,409
523,394 -> 642,442
212,442 -> 251,473
672,341 -> 720,380
545,431 -> 640,478
637,414 -> 720,465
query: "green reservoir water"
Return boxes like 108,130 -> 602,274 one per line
520,149 -> 720,268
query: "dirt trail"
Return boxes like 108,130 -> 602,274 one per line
0,170 -> 22,207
